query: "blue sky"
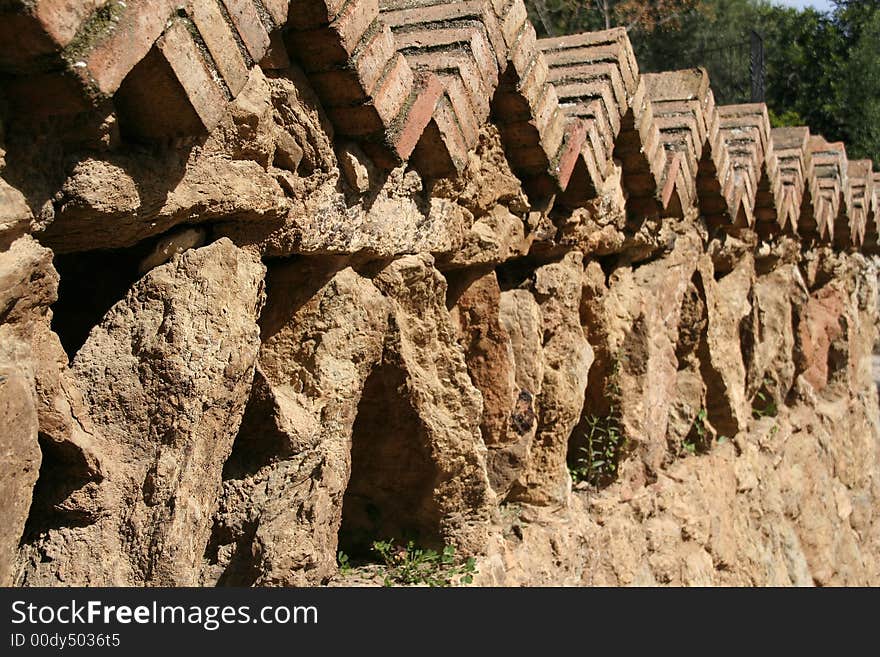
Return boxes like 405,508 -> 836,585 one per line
771,0 -> 834,11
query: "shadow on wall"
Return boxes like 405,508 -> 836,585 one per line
338,359 -> 445,561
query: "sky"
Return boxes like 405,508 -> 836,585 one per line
771,0 -> 834,11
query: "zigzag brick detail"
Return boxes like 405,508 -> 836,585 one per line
765,126 -> 811,236
846,160 -> 874,247
0,2 -> 877,251
641,68 -> 723,218
0,0 -> 280,134
115,16 -> 229,139
378,0 -> 504,175
714,104 -> 771,230
610,76 -> 668,217
872,173 -> 880,252
285,0 -> 448,170
867,175 -> 880,255
807,136 -> 848,245
537,28 -> 639,204
488,0 -> 587,198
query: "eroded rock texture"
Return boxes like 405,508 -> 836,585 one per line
18,240 -> 265,585
1,1 -> 879,587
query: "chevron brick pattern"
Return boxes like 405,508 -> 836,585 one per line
713,104 -> 771,230
0,0 -> 876,248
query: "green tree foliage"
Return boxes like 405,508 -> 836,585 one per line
837,1 -> 880,164
524,0 -> 880,167
527,0 -> 702,36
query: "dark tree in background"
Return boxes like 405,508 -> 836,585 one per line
525,0 -> 879,168
527,0 -> 703,35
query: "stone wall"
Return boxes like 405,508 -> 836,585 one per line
1,1 -> 878,586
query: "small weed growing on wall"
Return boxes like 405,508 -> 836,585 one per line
337,551 -> 352,576
569,359 -> 626,486
569,411 -> 625,485
752,379 -> 778,420
371,540 -> 477,587
682,408 -> 709,455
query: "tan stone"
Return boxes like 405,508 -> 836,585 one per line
370,255 -> 495,554
0,329 -> 40,586
0,178 -> 32,249
205,263 -> 389,586
18,239 -> 265,585
509,252 -> 593,505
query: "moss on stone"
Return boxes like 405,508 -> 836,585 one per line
61,0 -> 126,65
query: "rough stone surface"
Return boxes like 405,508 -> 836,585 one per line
577,224 -> 703,481
0,178 -> 32,249
370,255 -> 495,554
751,255 -> 806,404
17,239 -> 265,586
1,7 -> 879,589
508,252 -> 594,505
205,263 -> 389,586
450,271 -> 528,497
477,392 -> 880,587
697,251 -> 755,438
0,329 -> 40,587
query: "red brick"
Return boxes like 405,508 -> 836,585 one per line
499,121 -> 542,151
38,0 -> 109,47
333,0 -> 378,52
190,0 -> 249,96
555,119 -> 587,190
532,84 -> 559,134
404,50 -> 491,120
409,119 -> 455,177
509,22 -> 536,76
353,27 -> 398,96
492,87 -> 532,123
547,62 -> 626,114
326,104 -> 384,137
391,72 -> 443,160
387,0 -> 508,69
545,40 -> 637,99
288,27 -> 352,71
439,75 -> 480,148
309,68 -> 369,105
288,0 -> 349,30
538,106 -> 567,160
660,152 -> 687,213
372,53 -> 414,125
292,1 -> 378,70
0,0 -> 108,71
498,0 -> 528,49
381,1 -> 488,29
394,26 -> 498,93
516,51 -> 548,101
221,0 -> 270,61
582,118 -> 608,179
432,94 -> 470,170
158,19 -> 228,130
554,80 -> 620,137
504,142 -> 552,175
556,154 -> 593,207
0,11 -> 59,71
115,44 -> 207,138
83,0 -> 175,95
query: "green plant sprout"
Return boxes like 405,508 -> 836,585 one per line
337,550 -> 352,576
371,539 -> 477,587
752,380 -> 779,420
570,359 -> 626,486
